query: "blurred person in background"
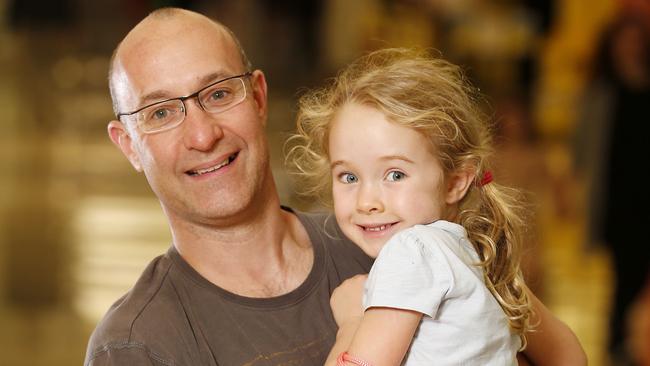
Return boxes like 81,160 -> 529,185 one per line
627,275 -> 650,366
85,7 -> 587,366
574,12 -> 650,366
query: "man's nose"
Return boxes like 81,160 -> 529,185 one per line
356,183 -> 384,214
181,99 -> 224,151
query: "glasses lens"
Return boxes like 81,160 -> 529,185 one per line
138,100 -> 184,133
199,77 -> 246,113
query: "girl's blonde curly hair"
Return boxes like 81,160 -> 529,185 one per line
286,47 -> 534,347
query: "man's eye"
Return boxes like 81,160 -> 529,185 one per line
210,90 -> 227,100
140,103 -> 180,128
152,108 -> 169,119
338,173 -> 358,184
386,171 -> 406,182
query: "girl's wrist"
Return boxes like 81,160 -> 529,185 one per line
337,351 -> 373,366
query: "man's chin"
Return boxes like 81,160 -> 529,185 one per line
162,194 -> 251,226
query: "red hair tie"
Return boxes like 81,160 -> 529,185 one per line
479,171 -> 493,186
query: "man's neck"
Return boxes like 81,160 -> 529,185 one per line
168,199 -> 313,298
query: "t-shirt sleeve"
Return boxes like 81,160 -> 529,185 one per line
364,230 -> 451,317
85,343 -> 169,366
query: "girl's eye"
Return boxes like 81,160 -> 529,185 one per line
386,171 -> 406,182
338,173 -> 358,184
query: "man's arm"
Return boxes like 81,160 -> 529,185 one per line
521,289 -> 588,365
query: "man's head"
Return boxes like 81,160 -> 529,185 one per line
108,8 -> 253,117
107,8 -> 275,228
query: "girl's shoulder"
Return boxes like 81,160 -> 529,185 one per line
381,220 -> 477,265
393,220 -> 467,244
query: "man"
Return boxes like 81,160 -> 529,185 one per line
85,7 -> 586,366
85,8 -> 372,365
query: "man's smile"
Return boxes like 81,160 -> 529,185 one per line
186,152 -> 238,176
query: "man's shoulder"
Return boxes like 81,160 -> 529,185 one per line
85,252 -> 179,365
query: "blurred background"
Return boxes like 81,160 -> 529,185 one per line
0,0 -> 649,365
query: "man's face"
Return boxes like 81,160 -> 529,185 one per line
109,17 -> 271,227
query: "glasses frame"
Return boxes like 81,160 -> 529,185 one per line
116,71 -> 253,133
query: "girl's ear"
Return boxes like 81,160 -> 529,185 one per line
445,169 -> 476,204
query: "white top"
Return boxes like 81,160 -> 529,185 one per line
364,220 -> 520,366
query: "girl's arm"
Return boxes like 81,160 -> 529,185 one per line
326,280 -> 587,366
325,275 -> 423,366
344,307 -> 422,366
521,288 -> 587,366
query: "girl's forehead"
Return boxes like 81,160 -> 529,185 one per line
331,103 -> 430,140
330,104 -> 437,158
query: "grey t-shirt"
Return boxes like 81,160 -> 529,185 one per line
84,210 -> 373,366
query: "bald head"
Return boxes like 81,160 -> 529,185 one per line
108,7 -> 252,116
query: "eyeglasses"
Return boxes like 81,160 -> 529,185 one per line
117,72 -> 252,134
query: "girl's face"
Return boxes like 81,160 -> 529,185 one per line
329,103 -> 455,258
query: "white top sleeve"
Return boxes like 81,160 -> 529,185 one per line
364,230 -> 452,317
362,222 -> 519,365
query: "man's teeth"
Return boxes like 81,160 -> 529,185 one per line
191,155 -> 235,175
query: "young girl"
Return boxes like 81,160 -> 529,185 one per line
287,48 -> 535,365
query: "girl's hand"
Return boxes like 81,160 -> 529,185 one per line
330,274 -> 367,326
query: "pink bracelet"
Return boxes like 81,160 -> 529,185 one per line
337,351 -> 373,366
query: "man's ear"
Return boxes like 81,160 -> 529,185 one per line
249,70 -> 268,124
108,120 -> 143,172
445,169 -> 477,205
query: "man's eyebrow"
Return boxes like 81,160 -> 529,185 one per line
138,71 -> 230,106
138,90 -> 173,106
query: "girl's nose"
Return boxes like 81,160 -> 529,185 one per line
356,183 -> 384,214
